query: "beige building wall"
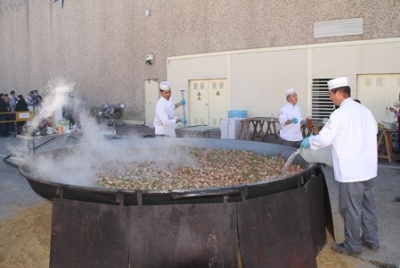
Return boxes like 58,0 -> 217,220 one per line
168,38 -> 400,123
0,0 -> 399,122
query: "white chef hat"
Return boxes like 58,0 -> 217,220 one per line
328,77 -> 348,90
285,88 -> 295,97
394,100 -> 400,108
160,81 -> 171,90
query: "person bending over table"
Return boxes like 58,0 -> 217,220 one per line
278,88 -> 303,147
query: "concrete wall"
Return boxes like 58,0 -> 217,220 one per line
0,0 -> 399,122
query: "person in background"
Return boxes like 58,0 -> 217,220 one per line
26,91 -> 34,110
278,88 -> 303,147
301,77 -> 379,257
9,90 -> 17,112
32,89 -> 43,111
3,95 -> 16,134
15,94 -> 29,135
9,90 -> 17,133
3,96 -> 11,111
0,94 -> 10,137
389,100 -> 400,155
62,92 -> 77,130
154,81 -> 186,137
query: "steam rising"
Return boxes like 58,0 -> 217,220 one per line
27,140 -> 199,187
11,77 -> 203,188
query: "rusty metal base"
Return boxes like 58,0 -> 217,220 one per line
50,199 -> 131,268
49,172 -> 332,268
237,185 -> 316,268
130,203 -> 238,268
50,200 -> 238,268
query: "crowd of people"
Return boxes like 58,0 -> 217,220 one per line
0,89 -> 42,137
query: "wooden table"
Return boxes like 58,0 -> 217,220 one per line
302,122 -> 324,137
237,117 -> 278,141
377,129 -> 394,163
265,118 -> 279,139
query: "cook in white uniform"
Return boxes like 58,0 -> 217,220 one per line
389,100 -> 400,154
301,77 -> 379,256
154,81 -> 187,137
278,88 -> 304,147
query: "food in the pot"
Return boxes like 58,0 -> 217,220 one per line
96,148 -> 303,190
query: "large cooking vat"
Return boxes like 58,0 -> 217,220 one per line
15,138 -> 334,268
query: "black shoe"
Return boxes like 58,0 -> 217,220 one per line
361,241 -> 380,252
331,243 -> 361,257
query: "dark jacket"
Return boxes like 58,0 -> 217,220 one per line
15,99 -> 29,127
0,99 -> 8,113
16,99 -> 29,112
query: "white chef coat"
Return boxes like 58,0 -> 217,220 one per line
278,103 -> 303,142
309,98 -> 378,182
154,96 -> 177,137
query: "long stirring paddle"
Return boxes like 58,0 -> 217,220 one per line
180,90 -> 189,147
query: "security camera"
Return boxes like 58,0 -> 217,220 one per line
146,54 -> 155,65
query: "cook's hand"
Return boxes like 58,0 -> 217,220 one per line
290,118 -> 298,124
180,117 -> 187,125
300,137 -> 311,148
180,99 -> 186,106
389,107 -> 396,113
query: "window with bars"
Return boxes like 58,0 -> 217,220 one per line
312,78 -> 335,121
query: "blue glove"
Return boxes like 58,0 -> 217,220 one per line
180,118 -> 187,125
180,99 -> 186,106
300,137 -> 311,148
290,118 -> 298,124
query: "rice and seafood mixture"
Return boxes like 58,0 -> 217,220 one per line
96,148 -> 303,191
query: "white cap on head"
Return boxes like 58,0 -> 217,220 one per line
160,81 -> 171,90
328,77 -> 348,90
285,88 -> 295,97
394,100 -> 400,108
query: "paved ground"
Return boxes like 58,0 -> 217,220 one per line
1,124 -> 399,267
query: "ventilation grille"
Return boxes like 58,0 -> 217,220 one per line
312,78 -> 335,120
314,18 -> 363,38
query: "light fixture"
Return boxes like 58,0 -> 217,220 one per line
146,54 -> 155,65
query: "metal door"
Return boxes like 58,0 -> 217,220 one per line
189,79 -> 227,127
358,74 -> 400,123
145,79 -> 160,126
209,80 -> 228,127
